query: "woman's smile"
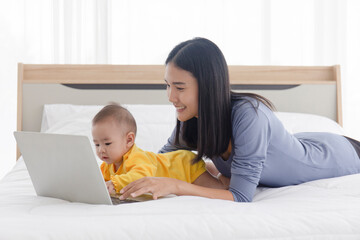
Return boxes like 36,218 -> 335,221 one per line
175,105 -> 186,112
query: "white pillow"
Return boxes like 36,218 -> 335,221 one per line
275,112 -> 345,135
42,104 -> 177,154
41,104 -> 345,156
41,104 -> 103,133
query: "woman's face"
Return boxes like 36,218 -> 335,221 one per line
165,62 -> 199,122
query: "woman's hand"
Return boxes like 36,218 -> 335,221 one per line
119,177 -> 183,200
106,180 -> 116,195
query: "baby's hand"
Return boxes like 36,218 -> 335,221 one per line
106,180 -> 116,195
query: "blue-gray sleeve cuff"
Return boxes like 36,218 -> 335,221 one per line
229,174 -> 258,202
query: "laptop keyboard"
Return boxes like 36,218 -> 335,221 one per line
111,197 -> 139,205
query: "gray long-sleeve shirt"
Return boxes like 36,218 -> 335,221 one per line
159,98 -> 360,202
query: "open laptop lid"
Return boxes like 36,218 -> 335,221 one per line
14,131 -> 113,205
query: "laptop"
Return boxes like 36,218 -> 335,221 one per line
14,131 -> 150,205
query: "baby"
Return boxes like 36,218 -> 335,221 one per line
91,103 -> 227,195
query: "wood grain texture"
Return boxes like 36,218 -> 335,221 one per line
22,64 -> 338,85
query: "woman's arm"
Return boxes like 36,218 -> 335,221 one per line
119,177 -> 234,201
179,179 -> 234,200
227,102 -> 271,202
192,171 -> 229,190
205,161 -> 220,177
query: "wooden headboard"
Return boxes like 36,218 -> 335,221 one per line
17,63 -> 342,133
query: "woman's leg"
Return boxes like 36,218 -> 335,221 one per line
344,136 -> 360,158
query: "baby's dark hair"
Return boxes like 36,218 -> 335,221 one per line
92,103 -> 137,135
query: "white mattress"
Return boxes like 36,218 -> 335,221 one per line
1,104 -> 359,239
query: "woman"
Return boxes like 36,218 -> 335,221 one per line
120,37 -> 360,202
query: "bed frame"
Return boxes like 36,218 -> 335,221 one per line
17,63 -> 342,157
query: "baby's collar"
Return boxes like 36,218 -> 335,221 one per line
123,143 -> 137,160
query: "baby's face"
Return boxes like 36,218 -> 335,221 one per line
92,117 -> 129,166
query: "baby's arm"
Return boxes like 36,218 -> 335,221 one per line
111,168 -> 155,193
101,163 -> 117,194
101,160 -> 154,194
192,171 -> 230,190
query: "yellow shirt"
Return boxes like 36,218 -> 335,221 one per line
100,144 -> 206,193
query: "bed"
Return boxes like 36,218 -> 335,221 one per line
1,63 -> 359,239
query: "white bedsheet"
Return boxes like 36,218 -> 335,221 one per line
1,158 -> 360,239
1,104 -> 359,239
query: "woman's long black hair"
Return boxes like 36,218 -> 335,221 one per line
166,37 -> 274,163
